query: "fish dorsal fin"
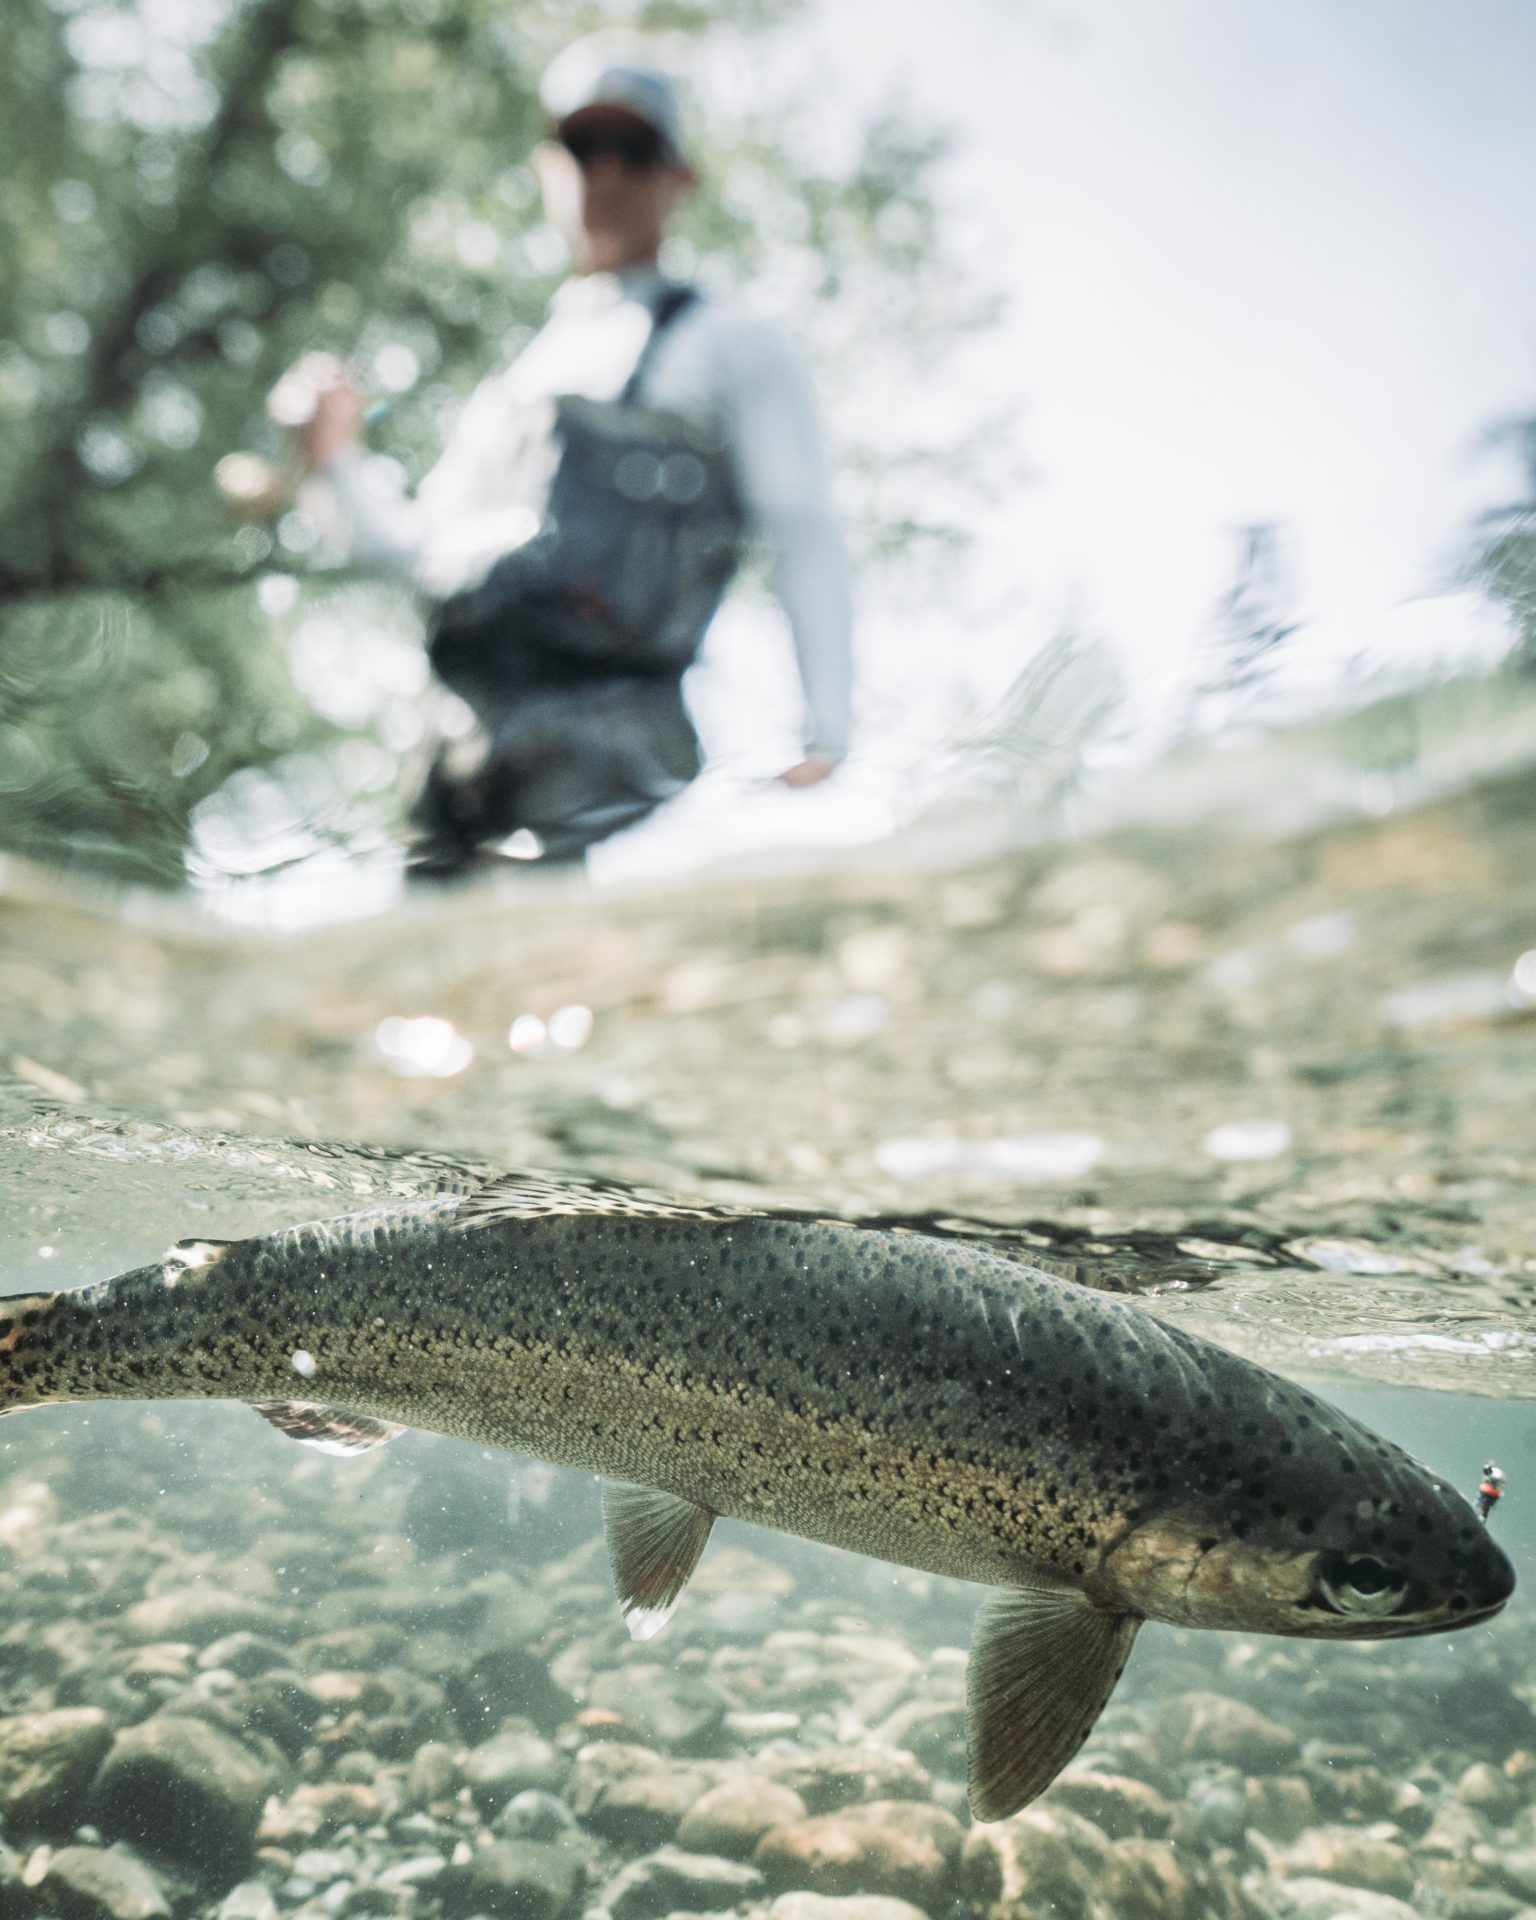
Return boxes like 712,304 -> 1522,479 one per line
251,1400 -> 408,1456
967,1571 -> 1141,1822
455,1172 -> 745,1230
602,1482 -> 716,1641
162,1240 -> 234,1284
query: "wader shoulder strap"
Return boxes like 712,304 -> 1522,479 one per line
619,284 -> 701,406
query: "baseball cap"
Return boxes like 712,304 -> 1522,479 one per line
540,34 -> 691,167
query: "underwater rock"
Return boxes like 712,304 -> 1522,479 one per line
400,1739 -> 458,1810
755,1808 -> 955,1910
766,1746 -> 933,1812
1417,1803 -> 1490,1859
463,1730 -> 571,1812
446,1635 -> 575,1739
768,1894 -> 931,1920
1263,1878 -> 1425,1920
236,1672 -> 327,1760
1078,1726 -> 1165,1788
684,1590 -> 783,1646
352,1667 -> 452,1761
114,1644 -> 194,1691
1244,1776 -> 1316,1843
1387,1780 -> 1433,1839
1473,1845 -> 1536,1902
598,1845 -> 764,1920
0,1842 -> 25,1920
297,1625 -> 407,1670
91,1714 -> 279,1877
495,1789 -> 578,1841
566,1742 -> 663,1812
1457,1763 -> 1519,1821
320,1746 -> 379,1787
1045,1768 -> 1176,1840
1325,1765 -> 1401,1823
840,1801 -> 964,1863
196,1635 -> 290,1680
117,1592 -> 286,1648
1441,1892 -> 1528,1920
439,1839 -> 583,1920
1181,1765 -> 1248,1848
1276,1829 -> 1416,1900
258,1781 -> 382,1843
1091,1836 -> 1237,1920
676,1776 -> 809,1857
374,1855 -> 450,1892
1158,1693 -> 1301,1774
871,1701 -> 968,1777
960,1804 -> 1113,1920
213,1881 -> 279,1920
566,1743 -> 714,1844
0,1706 -> 113,1830
38,1844 -> 170,1920
578,1755 -> 714,1847
820,1634 -> 923,1678
768,1896 -> 925,1920
586,1664 -> 727,1753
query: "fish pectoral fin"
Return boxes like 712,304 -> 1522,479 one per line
602,1481 -> 716,1642
251,1400 -> 408,1456
967,1575 -> 1142,1823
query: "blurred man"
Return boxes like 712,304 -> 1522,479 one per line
285,36 -> 852,872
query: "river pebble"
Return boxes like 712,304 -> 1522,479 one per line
0,1433 -> 1527,1920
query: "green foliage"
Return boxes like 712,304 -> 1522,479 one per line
1473,420 -> 1536,668
0,0 -> 993,883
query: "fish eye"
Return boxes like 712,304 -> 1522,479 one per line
1315,1551 -> 1408,1618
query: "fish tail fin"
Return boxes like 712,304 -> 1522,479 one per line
0,1291 -> 63,1414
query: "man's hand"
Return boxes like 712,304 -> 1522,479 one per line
268,354 -> 364,473
776,756 -> 837,790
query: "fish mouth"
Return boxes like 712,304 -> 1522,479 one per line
1339,1594 -> 1510,1639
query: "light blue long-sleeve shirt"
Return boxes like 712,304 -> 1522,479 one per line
320,268 -> 854,761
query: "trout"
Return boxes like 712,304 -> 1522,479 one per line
0,1177 -> 1514,1819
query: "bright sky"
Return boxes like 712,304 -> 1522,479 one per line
806,0 -> 1536,689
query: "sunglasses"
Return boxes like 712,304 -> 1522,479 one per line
561,124 -> 668,172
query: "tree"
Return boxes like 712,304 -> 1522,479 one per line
1471,416 -> 1536,669
0,0 -> 997,883
1183,521 -> 1304,735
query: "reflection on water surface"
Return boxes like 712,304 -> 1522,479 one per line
4,739 -> 1536,1395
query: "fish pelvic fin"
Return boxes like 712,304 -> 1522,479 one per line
967,1573 -> 1142,1823
251,1401 -> 408,1456
602,1482 -> 716,1641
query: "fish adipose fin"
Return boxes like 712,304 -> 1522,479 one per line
967,1574 -> 1142,1822
602,1481 -> 716,1641
251,1401 -> 408,1456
